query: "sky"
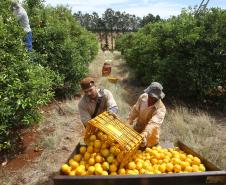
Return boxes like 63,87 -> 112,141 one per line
44,0 -> 226,18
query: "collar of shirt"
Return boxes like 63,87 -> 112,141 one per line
85,89 -> 104,103
143,93 -> 162,109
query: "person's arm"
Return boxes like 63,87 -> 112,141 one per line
78,101 -> 91,127
104,89 -> 118,114
140,107 -> 166,144
127,97 -> 141,125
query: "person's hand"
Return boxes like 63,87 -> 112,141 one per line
140,136 -> 147,147
127,120 -> 133,125
108,111 -> 117,119
140,137 -> 147,147
140,133 -> 147,147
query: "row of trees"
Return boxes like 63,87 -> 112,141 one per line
0,0 -> 98,152
116,8 -> 226,110
74,9 -> 161,50
74,9 -> 161,32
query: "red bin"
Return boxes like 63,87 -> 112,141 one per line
102,63 -> 111,76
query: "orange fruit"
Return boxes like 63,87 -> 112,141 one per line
184,166 -> 193,172
69,170 -> 75,176
69,159 -> 79,170
118,168 -> 126,175
101,171 -> 108,175
79,146 -> 87,154
61,164 -> 71,175
101,134 -> 108,141
94,140 -> 102,149
128,162 -> 136,170
136,161 -> 143,170
192,165 -> 199,172
90,134 -> 96,141
95,166 -> 103,175
165,164 -> 173,173
73,154 -> 82,162
88,158 -> 95,165
97,131 -> 104,139
102,162 -> 110,170
87,166 -> 95,175
110,164 -> 117,172
159,164 -> 166,173
192,157 -> 201,165
173,164 -> 181,173
95,155 -> 103,163
75,165 -> 85,176
101,148 -> 110,157
107,155 -> 114,163
199,164 -> 206,172
151,158 -> 158,165
84,152 -> 91,161
87,145 -> 94,153
110,172 -> 117,175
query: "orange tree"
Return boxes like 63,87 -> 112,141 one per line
0,0 -> 59,151
116,8 -> 226,110
24,0 -> 98,96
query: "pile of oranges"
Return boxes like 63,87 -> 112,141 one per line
61,131 -> 206,176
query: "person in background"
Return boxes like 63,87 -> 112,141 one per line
11,2 -> 32,51
127,82 -> 166,148
78,77 -> 118,127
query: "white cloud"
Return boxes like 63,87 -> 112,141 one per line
45,0 -> 129,7
117,2 -> 184,18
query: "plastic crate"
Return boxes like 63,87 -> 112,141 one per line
84,111 -> 142,163
107,76 -> 119,83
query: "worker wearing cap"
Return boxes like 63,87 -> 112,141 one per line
127,82 -> 166,147
78,77 -> 118,126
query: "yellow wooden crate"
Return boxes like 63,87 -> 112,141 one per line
84,111 -> 142,163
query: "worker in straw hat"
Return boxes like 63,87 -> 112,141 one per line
127,82 -> 166,147
78,77 -> 118,126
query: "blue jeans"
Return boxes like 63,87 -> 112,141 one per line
24,32 -> 32,52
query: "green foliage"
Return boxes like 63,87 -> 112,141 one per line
116,8 -> 226,110
140,13 -> 161,27
0,0 -> 98,151
26,4 -> 98,96
74,9 -> 142,32
0,0 -> 59,151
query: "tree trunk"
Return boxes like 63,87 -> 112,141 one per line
111,31 -> 113,51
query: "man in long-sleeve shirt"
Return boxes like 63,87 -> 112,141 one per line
78,77 -> 118,126
127,82 -> 166,147
11,2 -> 32,51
